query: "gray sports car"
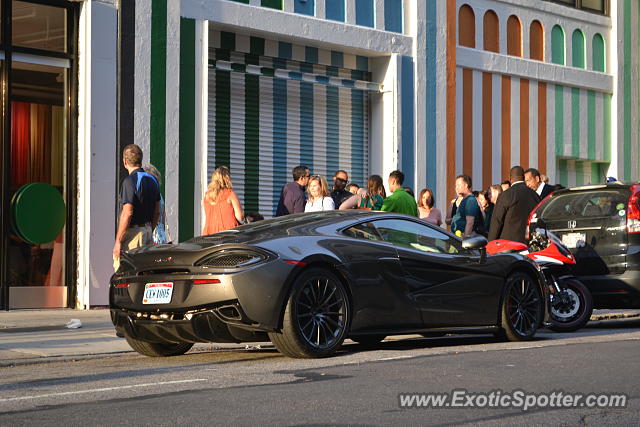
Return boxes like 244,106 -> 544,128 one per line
110,210 -> 547,358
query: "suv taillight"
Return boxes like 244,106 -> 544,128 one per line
526,193 -> 554,241
627,184 -> 640,233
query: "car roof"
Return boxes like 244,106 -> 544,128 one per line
188,210 -> 457,245
553,182 -> 636,195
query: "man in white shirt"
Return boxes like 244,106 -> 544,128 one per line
525,168 -> 555,199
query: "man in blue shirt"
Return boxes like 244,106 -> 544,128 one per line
113,144 -> 160,269
451,174 -> 481,237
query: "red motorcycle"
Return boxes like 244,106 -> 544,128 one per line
486,221 -> 593,332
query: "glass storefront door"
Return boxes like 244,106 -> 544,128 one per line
0,0 -> 77,309
8,60 -> 68,308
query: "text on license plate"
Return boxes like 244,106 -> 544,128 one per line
143,282 -> 173,304
562,232 -> 586,249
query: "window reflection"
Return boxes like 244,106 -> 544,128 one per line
12,1 -> 67,52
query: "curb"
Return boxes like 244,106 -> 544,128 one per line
0,344 -> 271,367
0,351 -> 135,368
589,312 -> 640,321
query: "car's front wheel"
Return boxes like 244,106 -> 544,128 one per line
498,272 -> 543,341
269,268 -> 350,358
124,333 -> 193,357
548,278 -> 593,332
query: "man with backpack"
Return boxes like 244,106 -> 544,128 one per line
113,144 -> 160,270
450,174 -> 482,238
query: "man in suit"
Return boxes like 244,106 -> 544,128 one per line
525,168 -> 557,199
489,166 -> 541,243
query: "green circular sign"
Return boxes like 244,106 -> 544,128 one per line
12,183 -> 66,244
10,185 -> 29,242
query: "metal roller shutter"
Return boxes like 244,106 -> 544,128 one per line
208,49 -> 370,218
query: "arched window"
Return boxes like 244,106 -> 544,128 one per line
459,4 -> 475,48
592,33 -> 605,72
530,20 -> 544,61
572,29 -> 586,68
483,10 -> 499,53
507,15 -> 522,57
551,25 -> 565,65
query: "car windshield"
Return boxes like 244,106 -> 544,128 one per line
541,190 -> 630,219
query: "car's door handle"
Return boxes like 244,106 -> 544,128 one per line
378,257 -> 399,262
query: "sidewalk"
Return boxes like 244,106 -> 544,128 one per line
0,308 -> 638,366
0,308 -> 130,365
0,308 -> 253,366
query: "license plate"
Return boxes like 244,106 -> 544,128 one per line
143,282 -> 173,304
562,232 -> 586,249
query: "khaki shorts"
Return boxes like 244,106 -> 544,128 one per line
113,225 -> 153,271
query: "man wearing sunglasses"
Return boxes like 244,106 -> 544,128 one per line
331,170 -> 352,209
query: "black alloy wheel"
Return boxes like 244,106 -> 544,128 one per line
499,272 -> 543,341
548,278 -> 593,332
269,268 -> 350,358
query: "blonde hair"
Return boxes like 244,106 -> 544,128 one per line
205,166 -> 233,202
309,175 -> 330,198
144,164 -> 161,183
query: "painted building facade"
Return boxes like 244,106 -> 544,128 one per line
1,0 -> 638,309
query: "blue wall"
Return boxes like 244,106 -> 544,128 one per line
294,0 -> 314,16
356,0 -> 375,28
326,0 -> 345,22
401,55 -> 415,189
384,0 -> 402,33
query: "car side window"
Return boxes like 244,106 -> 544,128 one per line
371,219 -> 462,254
343,222 -> 382,241
542,190 -> 630,219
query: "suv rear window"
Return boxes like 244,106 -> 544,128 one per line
540,190 -> 630,219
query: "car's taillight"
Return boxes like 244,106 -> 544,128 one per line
114,282 -> 130,288
627,184 -> 640,233
526,193 -> 554,241
193,279 -> 221,285
195,250 -> 267,268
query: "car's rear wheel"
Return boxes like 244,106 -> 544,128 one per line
498,272 -> 543,341
124,333 -> 193,357
548,278 -> 593,332
269,268 -> 350,358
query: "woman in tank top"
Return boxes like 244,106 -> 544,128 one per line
202,166 -> 244,235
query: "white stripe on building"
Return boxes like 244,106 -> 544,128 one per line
134,0 -> 152,155
491,72 -> 502,185
510,76 -> 520,167
529,79 -> 539,169
472,69 -> 482,188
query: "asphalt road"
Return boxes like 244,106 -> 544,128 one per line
1,318 -> 639,426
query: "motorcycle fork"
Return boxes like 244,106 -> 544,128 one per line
544,271 -> 563,295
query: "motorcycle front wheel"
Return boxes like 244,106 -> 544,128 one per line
548,278 -> 593,332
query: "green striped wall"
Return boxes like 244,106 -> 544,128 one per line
179,18 -> 196,241
208,31 -> 371,217
623,0 -> 632,181
150,0 -> 167,195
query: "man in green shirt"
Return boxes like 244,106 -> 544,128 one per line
381,170 -> 418,217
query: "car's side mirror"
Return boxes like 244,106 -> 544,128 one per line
462,235 -> 488,250
462,236 -> 488,264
